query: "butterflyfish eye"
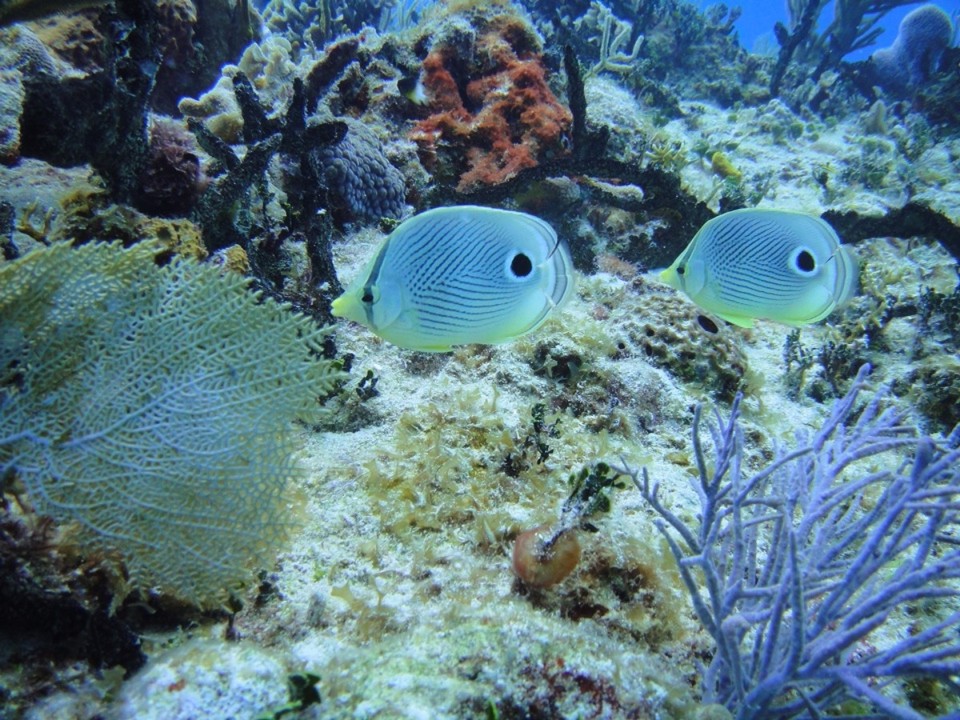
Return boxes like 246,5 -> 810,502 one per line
676,265 -> 685,276
795,249 -> 816,273
361,289 -> 374,304
510,253 -> 533,278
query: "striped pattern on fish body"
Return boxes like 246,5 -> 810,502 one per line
332,205 -> 574,351
659,208 -> 859,328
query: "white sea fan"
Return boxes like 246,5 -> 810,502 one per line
0,241 -> 344,607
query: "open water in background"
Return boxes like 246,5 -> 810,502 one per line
702,0 -> 956,60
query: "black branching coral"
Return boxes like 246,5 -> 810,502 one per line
0,241 -> 344,607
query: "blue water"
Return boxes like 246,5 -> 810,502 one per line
708,0 -> 956,61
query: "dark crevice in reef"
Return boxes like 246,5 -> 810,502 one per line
824,203 -> 960,262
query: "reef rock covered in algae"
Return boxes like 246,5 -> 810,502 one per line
2,0 -> 960,719
410,8 -> 573,191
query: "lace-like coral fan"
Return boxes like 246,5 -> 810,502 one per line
0,241 -> 344,607
411,12 -> 572,192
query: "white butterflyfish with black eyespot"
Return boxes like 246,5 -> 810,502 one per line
658,208 -> 858,328
331,205 -> 575,351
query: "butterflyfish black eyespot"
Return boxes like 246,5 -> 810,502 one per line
510,253 -> 533,278
795,250 -> 816,272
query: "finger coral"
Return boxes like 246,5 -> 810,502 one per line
0,25 -> 59,165
410,12 -> 572,192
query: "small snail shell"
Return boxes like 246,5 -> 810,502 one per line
512,524 -> 581,588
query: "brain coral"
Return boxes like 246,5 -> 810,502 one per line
870,4 -> 954,95
0,69 -> 23,164
0,25 -> 60,164
608,276 -> 750,401
0,240 -> 344,607
310,117 -> 406,223
27,9 -> 107,73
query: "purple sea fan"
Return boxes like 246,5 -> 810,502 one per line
621,365 -> 960,719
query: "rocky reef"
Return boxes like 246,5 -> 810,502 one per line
2,1 -> 960,718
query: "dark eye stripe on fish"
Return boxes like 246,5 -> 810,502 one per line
331,206 -> 574,350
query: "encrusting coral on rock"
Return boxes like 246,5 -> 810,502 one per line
411,10 -> 572,192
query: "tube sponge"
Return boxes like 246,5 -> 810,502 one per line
870,4 -> 953,95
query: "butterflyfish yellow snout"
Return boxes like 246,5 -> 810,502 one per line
332,205 -> 575,351
659,208 -> 858,328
